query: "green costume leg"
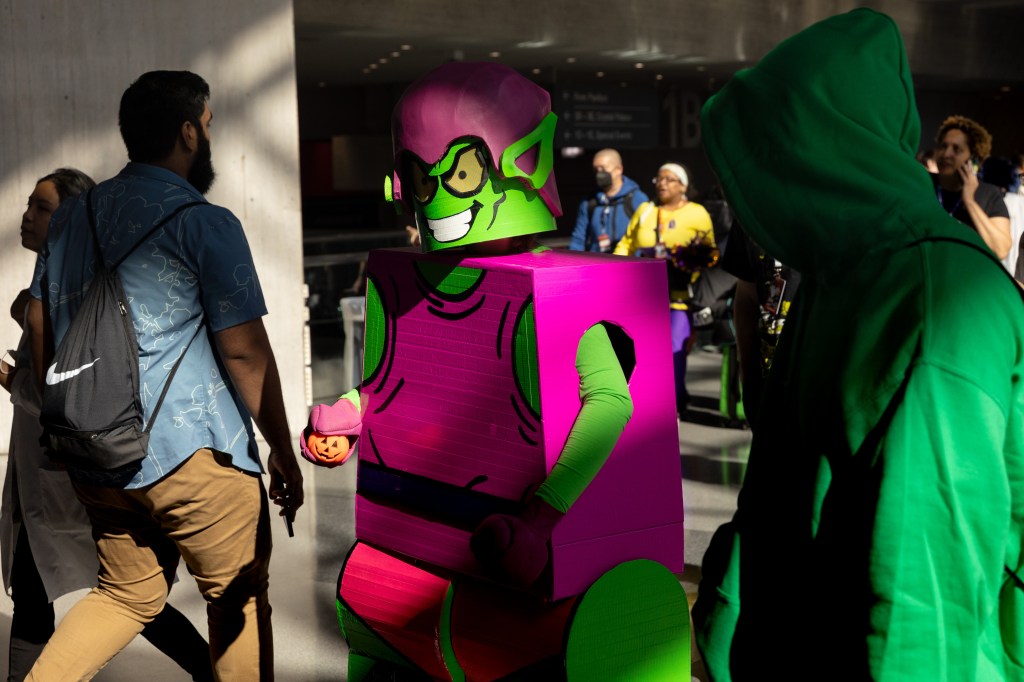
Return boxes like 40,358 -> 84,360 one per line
564,560 -> 690,682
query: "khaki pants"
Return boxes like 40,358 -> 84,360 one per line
26,449 -> 273,681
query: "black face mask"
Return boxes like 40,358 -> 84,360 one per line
595,171 -> 613,190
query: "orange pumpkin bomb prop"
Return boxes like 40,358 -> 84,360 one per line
306,431 -> 352,466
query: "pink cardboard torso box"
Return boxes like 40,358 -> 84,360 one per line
355,247 -> 684,600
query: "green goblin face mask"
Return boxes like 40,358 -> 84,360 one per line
403,138 -> 556,252
386,62 -> 562,253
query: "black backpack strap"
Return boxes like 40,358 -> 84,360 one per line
85,188 -> 107,271
621,190 -> 636,220
144,319 -> 206,434
83,192 -> 207,432
110,200 -> 206,270
590,191 -> 637,222
86,191 -> 204,270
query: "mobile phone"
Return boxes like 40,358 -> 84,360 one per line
281,481 -> 295,537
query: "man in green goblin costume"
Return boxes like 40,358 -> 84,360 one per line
300,62 -> 688,681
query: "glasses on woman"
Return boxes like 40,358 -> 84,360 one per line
652,176 -> 680,185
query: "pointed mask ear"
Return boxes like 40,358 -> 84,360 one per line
499,112 -> 557,190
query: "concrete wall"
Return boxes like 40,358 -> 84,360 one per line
0,0 -> 306,453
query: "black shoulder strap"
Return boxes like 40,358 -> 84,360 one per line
82,189 -> 208,431
144,319 -> 206,433
84,188 -> 105,270
589,190 -> 637,220
621,190 -> 636,220
113,200 -> 206,269
85,190 -> 206,270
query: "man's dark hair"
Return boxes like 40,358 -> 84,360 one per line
119,71 -> 210,163
39,168 -> 96,202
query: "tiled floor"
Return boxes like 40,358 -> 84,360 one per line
0,346 -> 748,680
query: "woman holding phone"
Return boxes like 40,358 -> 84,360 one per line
932,115 -> 1011,258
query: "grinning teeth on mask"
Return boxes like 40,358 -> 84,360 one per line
424,202 -> 481,242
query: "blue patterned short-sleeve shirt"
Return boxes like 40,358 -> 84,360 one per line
31,163 -> 268,487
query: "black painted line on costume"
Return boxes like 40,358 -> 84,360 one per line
427,295 -> 486,321
412,262 -> 487,303
414,278 -> 445,308
373,377 -> 405,415
373,274 -> 400,395
511,294 -> 541,421
517,425 -> 538,446
510,394 -> 537,433
366,429 -> 386,466
496,300 -> 510,359
464,474 -> 488,490
485,191 -> 507,231
362,272 -> 386,387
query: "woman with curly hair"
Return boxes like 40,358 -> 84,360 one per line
933,115 -> 1011,257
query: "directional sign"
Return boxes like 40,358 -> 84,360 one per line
554,86 -> 658,150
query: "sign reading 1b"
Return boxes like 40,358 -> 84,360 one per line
554,85 -> 658,150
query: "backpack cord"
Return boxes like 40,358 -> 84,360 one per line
144,321 -> 206,434
83,189 -> 209,432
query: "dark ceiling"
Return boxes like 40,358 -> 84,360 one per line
294,0 -> 1024,94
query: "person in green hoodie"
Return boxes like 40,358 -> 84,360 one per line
693,8 -> 1024,681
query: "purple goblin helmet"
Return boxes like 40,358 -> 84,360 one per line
390,61 -> 562,217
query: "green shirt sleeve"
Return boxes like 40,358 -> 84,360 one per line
339,386 -> 361,411
534,323 -> 633,513
867,362 -> 1020,680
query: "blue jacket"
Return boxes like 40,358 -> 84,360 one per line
569,176 -> 649,252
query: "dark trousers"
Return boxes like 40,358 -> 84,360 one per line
8,527 -> 53,682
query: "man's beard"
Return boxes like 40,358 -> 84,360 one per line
188,133 -> 216,194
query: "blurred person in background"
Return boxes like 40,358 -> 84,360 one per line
719,221 -> 800,426
978,156 -> 1024,276
1015,152 -> 1024,196
915,147 -> 938,173
569,148 -> 648,252
1,168 -> 211,681
615,163 -> 715,416
932,115 -> 1010,258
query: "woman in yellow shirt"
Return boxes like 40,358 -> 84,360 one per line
614,163 -> 715,415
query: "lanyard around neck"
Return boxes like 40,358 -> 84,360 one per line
936,184 -> 962,216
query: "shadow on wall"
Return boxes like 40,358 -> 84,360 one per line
0,0 -> 305,453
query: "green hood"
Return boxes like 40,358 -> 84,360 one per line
695,10 -> 1024,681
701,8 -> 980,276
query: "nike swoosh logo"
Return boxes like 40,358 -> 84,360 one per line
45,359 -> 100,385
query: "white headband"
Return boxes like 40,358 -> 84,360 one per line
659,163 -> 688,186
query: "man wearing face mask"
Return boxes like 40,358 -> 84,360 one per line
569,148 -> 648,252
